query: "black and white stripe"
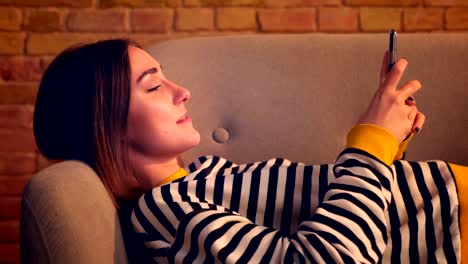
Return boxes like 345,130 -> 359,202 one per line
131,150 -> 460,263
380,160 -> 460,263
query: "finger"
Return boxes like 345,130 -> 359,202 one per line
382,58 -> 408,92
380,51 -> 389,82
412,112 -> 426,133
408,106 -> 418,122
399,80 -> 422,101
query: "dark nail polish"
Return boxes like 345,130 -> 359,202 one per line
415,127 -> 420,133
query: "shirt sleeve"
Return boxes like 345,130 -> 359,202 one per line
345,124 -> 415,164
131,126 -> 398,263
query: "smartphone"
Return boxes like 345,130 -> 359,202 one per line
388,29 -> 397,72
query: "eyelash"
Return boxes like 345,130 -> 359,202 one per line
147,85 -> 161,92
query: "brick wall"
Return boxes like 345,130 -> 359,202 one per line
0,0 -> 467,263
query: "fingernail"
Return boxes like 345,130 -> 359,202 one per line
415,127 -> 420,133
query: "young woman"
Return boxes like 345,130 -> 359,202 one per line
33,39 -> 466,263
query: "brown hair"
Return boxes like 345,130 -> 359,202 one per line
34,39 -> 141,205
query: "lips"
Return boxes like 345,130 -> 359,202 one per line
176,112 -> 189,124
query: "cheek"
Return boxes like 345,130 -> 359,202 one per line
127,98 -> 173,144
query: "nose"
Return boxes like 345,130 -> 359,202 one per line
171,81 -> 191,105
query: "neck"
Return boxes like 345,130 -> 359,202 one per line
128,150 -> 181,196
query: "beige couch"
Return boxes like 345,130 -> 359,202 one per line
20,33 -> 468,263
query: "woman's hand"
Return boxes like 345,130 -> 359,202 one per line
358,52 -> 426,143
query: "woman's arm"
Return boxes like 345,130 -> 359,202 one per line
131,137 -> 395,263
131,134 -> 461,263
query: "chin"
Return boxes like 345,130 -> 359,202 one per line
188,130 -> 201,148
178,130 -> 200,154
167,129 -> 200,157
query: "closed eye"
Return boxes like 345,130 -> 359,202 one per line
147,85 -> 161,92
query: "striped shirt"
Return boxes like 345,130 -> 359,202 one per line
131,149 -> 460,263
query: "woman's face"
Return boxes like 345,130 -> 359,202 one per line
127,45 -> 200,163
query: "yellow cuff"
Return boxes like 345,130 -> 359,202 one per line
450,163 -> 468,264
395,133 -> 414,161
346,124 -> 399,166
156,168 -> 188,187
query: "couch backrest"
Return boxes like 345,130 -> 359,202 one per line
149,33 -> 468,165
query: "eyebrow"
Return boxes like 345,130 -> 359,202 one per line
136,66 -> 160,83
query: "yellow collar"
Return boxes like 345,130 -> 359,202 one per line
156,168 -> 188,187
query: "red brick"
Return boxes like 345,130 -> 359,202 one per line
258,8 -> 317,32
176,8 -> 214,31
40,56 -> 55,71
184,0 -> 261,6
0,0 -> 92,7
26,33 -> 129,55
129,34 -> 171,47
300,0 -> 341,4
0,153 -> 36,175
403,8 -> 443,31
0,221 -> 19,243
0,243 -> 19,263
131,9 -> 174,33
0,33 -> 25,55
264,0 -> 340,7
0,57 -> 42,82
0,177 -> 30,196
23,9 -> 64,32
319,7 -> 359,32
26,33 -> 76,55
0,8 -> 21,31
425,0 -> 468,6
346,0 -> 420,5
67,10 -> 129,33
360,7 -> 402,32
0,105 -> 34,129
216,8 -> 256,30
0,83 -> 37,105
101,0 -> 180,8
0,128 -> 36,152
447,8 -> 468,29
0,197 -> 21,220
